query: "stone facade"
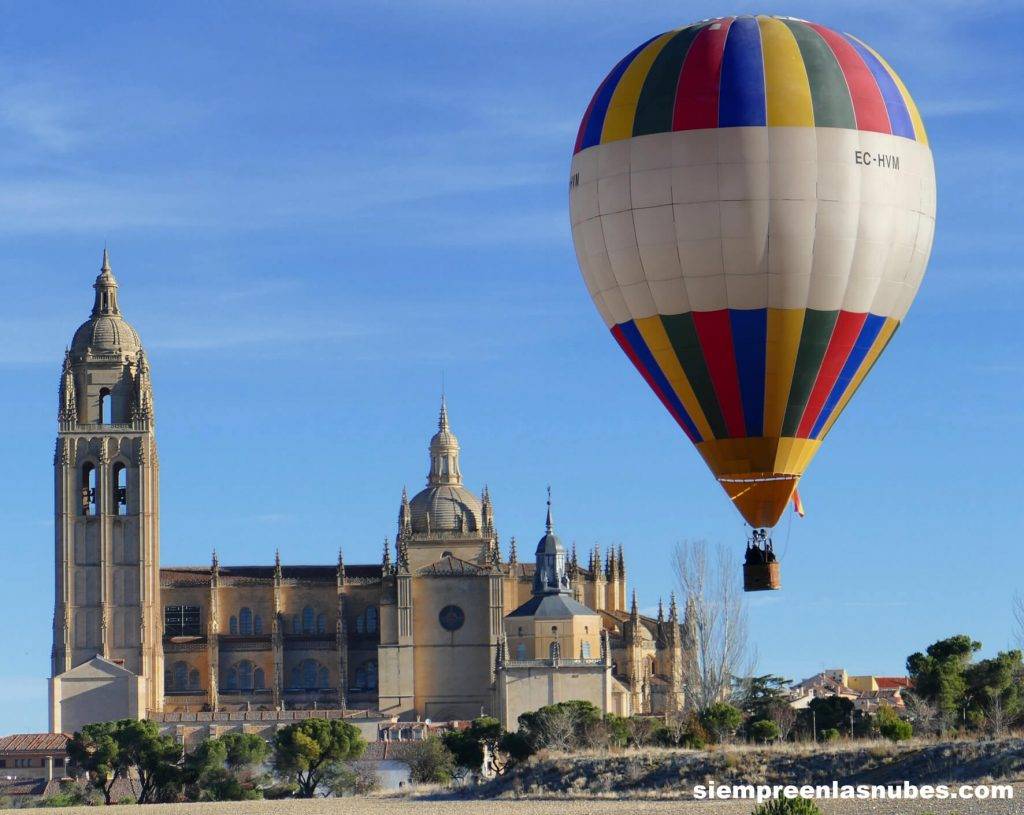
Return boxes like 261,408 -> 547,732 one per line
49,255 -> 692,734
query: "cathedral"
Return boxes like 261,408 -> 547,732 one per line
49,253 -> 692,736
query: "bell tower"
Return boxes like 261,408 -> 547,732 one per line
51,250 -> 163,727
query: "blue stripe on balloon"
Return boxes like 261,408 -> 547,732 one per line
580,36 -> 659,151
718,16 -> 766,127
843,35 -> 915,140
730,308 -> 767,437
619,320 -> 704,442
810,313 -> 886,438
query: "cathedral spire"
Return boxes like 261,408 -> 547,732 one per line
669,591 -> 679,623
438,394 -> 449,432
532,489 -> 570,596
630,589 -> 639,620
657,596 -> 665,624
91,247 -> 121,317
427,396 -> 461,487
508,536 -> 518,566
382,536 -> 392,574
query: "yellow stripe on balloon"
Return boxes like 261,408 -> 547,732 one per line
600,31 -> 678,144
817,317 -> 899,439
850,36 -> 927,145
763,308 -> 806,439
634,315 -> 715,441
758,16 -> 814,127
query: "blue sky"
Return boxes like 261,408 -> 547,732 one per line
1,1 -> 1021,734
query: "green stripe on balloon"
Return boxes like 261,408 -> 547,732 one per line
782,309 -> 840,437
660,313 -> 729,439
632,24 -> 705,137
783,20 -> 856,129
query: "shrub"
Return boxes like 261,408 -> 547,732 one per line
700,702 -> 744,743
876,706 -> 913,742
749,719 -> 781,744
405,737 -> 455,784
820,728 -> 841,742
752,798 -> 823,815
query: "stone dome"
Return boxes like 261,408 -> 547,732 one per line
71,314 -> 142,357
70,250 -> 142,358
409,484 -> 481,533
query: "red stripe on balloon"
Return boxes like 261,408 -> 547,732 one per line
691,310 -> 747,438
672,18 -> 733,131
611,324 -> 698,442
796,310 -> 869,438
806,23 -> 890,134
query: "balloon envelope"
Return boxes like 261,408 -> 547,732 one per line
569,15 -> 935,528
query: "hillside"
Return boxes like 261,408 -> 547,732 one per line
477,738 -> 1024,798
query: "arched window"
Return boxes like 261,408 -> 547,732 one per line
254,668 -> 265,690
302,607 -> 314,634
302,660 -> 317,690
549,641 -> 560,660
99,388 -> 111,424
354,667 -> 366,689
551,626 -> 558,635
581,642 -> 592,659
365,606 -> 378,634
517,626 -> 524,636
291,666 -> 301,688
239,607 -> 253,635
226,668 -> 238,691
316,613 -> 326,634
365,661 -> 377,690
173,661 -> 188,690
188,669 -> 200,690
253,615 -> 263,635
229,616 -> 238,635
81,463 -> 97,516
292,614 -> 300,634
516,643 -> 527,661
238,660 -> 253,690
318,667 -> 329,689
113,464 -> 127,515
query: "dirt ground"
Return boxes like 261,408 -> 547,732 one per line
7,789 -> 1023,815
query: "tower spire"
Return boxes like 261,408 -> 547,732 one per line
382,536 -> 392,573
438,393 -> 449,431
508,536 -> 518,566
91,247 -> 121,317
630,589 -> 639,619
545,485 -> 553,533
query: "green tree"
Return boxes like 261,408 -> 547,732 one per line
875,705 -> 913,742
736,675 -> 792,721
749,719 -> 781,744
964,649 -> 1024,733
272,719 -> 365,798
906,635 -> 981,728
67,722 -> 122,805
820,727 -> 841,742
700,702 -> 743,743
184,733 -> 270,801
405,736 -> 455,784
799,695 -> 858,739
443,716 -> 516,776
68,719 -> 183,805
323,761 -> 380,796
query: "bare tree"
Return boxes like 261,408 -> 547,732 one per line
769,703 -> 798,742
626,716 -> 657,748
902,692 -> 941,738
985,695 -> 1007,738
673,540 -> 755,711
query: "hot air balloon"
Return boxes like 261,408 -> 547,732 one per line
568,15 -> 935,590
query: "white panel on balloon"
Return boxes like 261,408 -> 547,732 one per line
649,276 -> 691,316
630,168 -> 674,209
620,281 -> 658,320
673,202 -> 722,242
684,273 -> 728,313
718,160 -> 770,202
671,163 -> 719,205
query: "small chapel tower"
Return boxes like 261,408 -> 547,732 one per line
50,251 -> 163,731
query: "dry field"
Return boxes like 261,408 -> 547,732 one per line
7,792 -> 1024,815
